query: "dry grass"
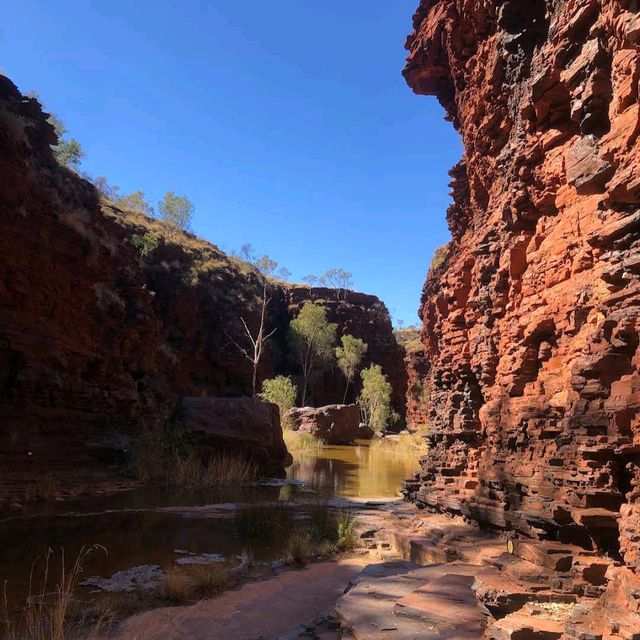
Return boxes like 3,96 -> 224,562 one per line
283,431 -> 325,454
188,565 -> 230,598
172,452 -> 257,488
161,569 -> 193,604
287,531 -> 313,567
368,431 -> 427,462
161,564 -> 230,603
2,546 -> 107,640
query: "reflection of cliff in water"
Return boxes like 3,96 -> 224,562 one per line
287,441 -> 421,498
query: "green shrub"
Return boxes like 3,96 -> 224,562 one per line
259,376 -> 297,428
130,232 -> 160,258
429,242 -> 450,273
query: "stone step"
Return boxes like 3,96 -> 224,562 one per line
394,573 -> 485,636
336,561 -> 486,639
487,612 -> 564,640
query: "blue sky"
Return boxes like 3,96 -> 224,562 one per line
2,1 -> 461,325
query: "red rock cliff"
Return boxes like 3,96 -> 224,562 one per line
0,75 -> 405,495
403,0 -> 640,573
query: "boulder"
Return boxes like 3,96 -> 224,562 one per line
286,404 -> 371,444
180,396 -> 292,477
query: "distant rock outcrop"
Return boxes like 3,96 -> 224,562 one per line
286,404 -> 369,444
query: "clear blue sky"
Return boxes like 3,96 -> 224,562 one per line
2,1 -> 461,325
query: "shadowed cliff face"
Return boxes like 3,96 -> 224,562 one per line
0,76 -> 406,494
403,1 -> 640,569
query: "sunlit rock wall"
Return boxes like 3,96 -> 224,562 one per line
403,0 -> 640,569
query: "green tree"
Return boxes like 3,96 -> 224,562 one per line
288,303 -> 337,406
158,192 -> 194,236
335,335 -> 368,403
47,112 -> 84,169
119,191 -> 154,217
358,364 -> 396,435
259,376 -> 298,429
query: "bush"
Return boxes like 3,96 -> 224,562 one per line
130,232 -> 160,258
336,511 -> 357,551
429,242 -> 450,273
234,502 -> 293,540
258,376 -> 297,429
158,192 -> 194,235
358,364 -> 397,435
287,530 -> 313,566
171,451 -> 256,488
283,431 -> 324,453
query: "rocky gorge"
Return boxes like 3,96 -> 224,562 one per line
0,0 -> 639,638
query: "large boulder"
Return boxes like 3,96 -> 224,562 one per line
180,396 -> 292,477
286,404 -> 371,444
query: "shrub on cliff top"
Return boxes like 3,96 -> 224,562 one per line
158,191 -> 194,236
429,242 -> 450,273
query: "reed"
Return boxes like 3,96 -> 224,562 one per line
171,451 -> 257,488
2,546 -> 106,640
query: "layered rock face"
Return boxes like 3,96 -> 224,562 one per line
0,75 -> 405,494
403,0 -> 640,579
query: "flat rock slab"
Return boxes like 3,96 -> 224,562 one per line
394,573 -> 485,633
112,558 -> 368,640
336,561 -> 486,639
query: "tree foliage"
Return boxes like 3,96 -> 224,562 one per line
119,191 -> 154,217
358,364 -> 396,435
47,112 -> 85,169
302,268 -> 353,299
92,176 -> 120,200
259,376 -> 298,428
335,334 -> 367,403
288,303 -> 337,406
158,192 -> 194,235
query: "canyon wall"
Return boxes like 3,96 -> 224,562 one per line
0,76 -> 405,496
403,0 -> 640,574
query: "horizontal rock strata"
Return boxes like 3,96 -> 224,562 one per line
402,0 -> 640,626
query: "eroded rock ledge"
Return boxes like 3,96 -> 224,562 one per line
403,0 -> 640,604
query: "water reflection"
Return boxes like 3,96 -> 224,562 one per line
287,440 -> 420,498
0,442 -> 419,605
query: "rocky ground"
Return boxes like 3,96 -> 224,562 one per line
99,499 -> 640,639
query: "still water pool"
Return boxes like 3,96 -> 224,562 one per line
0,441 -> 420,604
